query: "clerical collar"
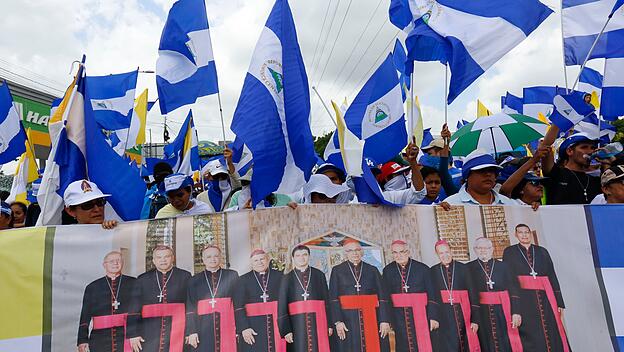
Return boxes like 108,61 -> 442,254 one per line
479,258 -> 492,263
398,259 -> 410,268
255,269 -> 268,275
518,243 -> 532,251
349,261 -> 361,268
157,267 -> 173,275
206,268 -> 220,273
296,266 -> 309,272
443,260 -> 454,268
107,273 -> 121,280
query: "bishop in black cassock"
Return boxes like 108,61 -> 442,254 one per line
77,251 -> 135,352
503,225 -> 568,352
469,238 -> 522,352
328,240 -> 391,352
382,240 -> 437,352
234,250 -> 285,352
127,246 -> 191,352
278,245 -> 331,352
186,245 -> 238,352
430,240 -> 480,352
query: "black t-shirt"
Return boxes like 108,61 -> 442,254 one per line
545,165 -> 602,205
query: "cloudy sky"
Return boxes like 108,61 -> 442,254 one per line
0,0 -> 603,146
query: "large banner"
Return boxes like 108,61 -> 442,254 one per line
0,204 -> 622,352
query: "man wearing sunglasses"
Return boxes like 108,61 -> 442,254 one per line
155,173 -> 211,219
63,180 -> 118,229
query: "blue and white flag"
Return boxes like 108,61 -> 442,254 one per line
392,39 -> 410,100
390,0 -> 552,103
576,113 -> 616,144
38,56 -> 146,225
86,70 -> 137,130
550,92 -> 596,132
344,54 -> 406,165
522,86 -> 568,119
456,119 -> 470,130
579,67 -> 604,96
157,0 -> 219,114
501,92 -> 524,114
563,0 -> 624,65
0,81 -> 26,164
352,160 -> 400,207
230,0 -> 316,206
601,57 -> 624,120
229,136 -> 253,176
163,111 -> 200,175
421,127 -> 433,148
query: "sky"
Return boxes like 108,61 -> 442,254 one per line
0,0 -> 605,151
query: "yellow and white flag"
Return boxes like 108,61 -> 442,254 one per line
406,90 -> 424,147
477,99 -> 492,117
7,129 -> 39,205
332,100 -> 364,177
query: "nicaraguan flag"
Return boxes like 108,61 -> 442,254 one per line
344,54 -> 406,165
390,0 -> 552,103
229,137 -> 253,176
600,57 -> 624,120
550,92 -> 596,132
562,0 -> 624,65
421,128 -> 433,148
86,70 -> 138,130
522,86 -> 568,120
0,81 -> 26,164
163,111 -> 200,175
6,129 -> 38,205
157,0 -> 219,114
230,0 -> 316,206
392,39 -> 410,100
579,66 -> 603,108
501,92 -> 524,114
576,113 -> 616,144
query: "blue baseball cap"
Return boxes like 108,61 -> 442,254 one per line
462,149 -> 502,180
558,132 -> 598,159
315,163 -> 346,182
0,202 -> 11,216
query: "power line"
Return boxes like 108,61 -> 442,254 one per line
0,66 -> 65,94
308,0 -> 333,74
325,0 -> 383,94
311,0 -> 342,83
347,31 -> 400,98
0,57 -> 68,89
334,20 -> 389,96
316,0 -> 354,89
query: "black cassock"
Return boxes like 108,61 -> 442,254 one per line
234,268 -> 284,352
429,260 -> 480,352
127,267 -> 191,352
468,259 -> 520,352
382,259 -> 438,352
328,261 -> 391,352
502,244 -> 567,352
278,266 -> 330,352
186,268 -> 239,352
77,275 -> 136,352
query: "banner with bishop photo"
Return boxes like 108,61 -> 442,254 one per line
0,204 -> 622,352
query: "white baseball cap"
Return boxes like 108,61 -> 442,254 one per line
63,180 -> 110,207
201,159 -> 228,176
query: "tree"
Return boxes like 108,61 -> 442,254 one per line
313,131 -> 333,157
612,119 -> 624,143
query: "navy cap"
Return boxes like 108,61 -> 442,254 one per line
558,132 -> 598,159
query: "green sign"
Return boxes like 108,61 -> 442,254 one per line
11,95 -> 51,146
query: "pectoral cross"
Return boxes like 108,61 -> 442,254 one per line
301,292 -> 310,301
487,279 -> 495,290
354,283 -> 361,292
530,270 -> 538,279
112,300 -> 120,310
448,295 -> 454,306
260,292 -> 269,303
402,284 -> 410,293
157,292 -> 164,303
209,298 -> 217,308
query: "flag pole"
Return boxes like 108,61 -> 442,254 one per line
410,73 -> 415,141
217,91 -> 227,146
311,86 -> 338,127
571,12 -> 614,91
444,64 -> 449,125
560,0 -> 570,93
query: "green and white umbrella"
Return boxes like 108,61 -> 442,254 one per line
450,113 -> 548,157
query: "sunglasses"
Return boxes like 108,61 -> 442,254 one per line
79,198 -> 107,210
527,180 -> 543,187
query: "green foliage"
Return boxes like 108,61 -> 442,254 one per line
612,119 -> 624,143
313,131 -> 333,157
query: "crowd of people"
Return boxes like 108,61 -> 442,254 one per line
78,224 -> 567,351
0,121 -> 622,230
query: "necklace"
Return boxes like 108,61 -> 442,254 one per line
156,269 -> 173,303
293,267 -> 311,301
105,275 -> 122,310
348,262 -> 363,293
395,260 -> 412,293
517,244 -> 538,279
203,269 -> 223,308
477,259 -> 496,290
253,269 -> 271,302
439,262 -> 455,305
569,168 -> 590,202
